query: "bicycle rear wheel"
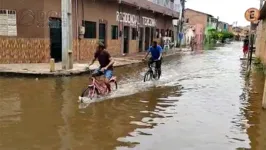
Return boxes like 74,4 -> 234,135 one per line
144,71 -> 152,82
110,81 -> 118,91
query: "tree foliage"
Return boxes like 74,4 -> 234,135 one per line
207,29 -> 234,43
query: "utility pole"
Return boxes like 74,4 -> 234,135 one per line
216,16 -> 219,30
62,0 -> 73,70
178,0 -> 185,47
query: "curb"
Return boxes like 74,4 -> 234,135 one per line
0,51 -> 182,78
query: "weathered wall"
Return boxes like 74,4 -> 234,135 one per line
194,24 -> 204,44
185,9 -> 208,30
256,20 -> 266,64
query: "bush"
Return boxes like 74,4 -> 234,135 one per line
207,29 -> 234,43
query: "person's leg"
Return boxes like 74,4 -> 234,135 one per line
92,68 -> 101,77
104,70 -> 113,92
148,57 -> 153,69
155,59 -> 162,76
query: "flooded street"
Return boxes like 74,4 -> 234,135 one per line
1,42 -> 266,150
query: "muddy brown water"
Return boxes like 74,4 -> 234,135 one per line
0,42 -> 266,150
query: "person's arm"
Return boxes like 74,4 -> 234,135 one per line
89,52 -> 97,66
105,57 -> 115,69
89,58 -> 96,66
102,52 -> 114,70
158,46 -> 163,60
144,47 -> 151,60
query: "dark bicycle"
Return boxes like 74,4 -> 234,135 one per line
143,59 -> 161,82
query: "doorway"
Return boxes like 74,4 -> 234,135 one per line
99,23 -> 106,46
145,27 -> 150,51
49,17 -> 62,62
139,27 -> 144,52
123,26 -> 129,54
151,27 -> 154,44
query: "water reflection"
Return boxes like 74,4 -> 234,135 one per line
239,66 -> 266,150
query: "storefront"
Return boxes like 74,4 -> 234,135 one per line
0,0 -> 177,64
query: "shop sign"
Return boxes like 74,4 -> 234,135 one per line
142,16 -> 156,27
245,8 -> 260,22
116,11 -> 138,26
0,9 -> 17,36
116,11 -> 156,27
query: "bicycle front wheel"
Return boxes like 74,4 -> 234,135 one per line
81,86 -> 98,101
144,71 -> 152,82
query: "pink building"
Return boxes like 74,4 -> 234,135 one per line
193,24 -> 204,44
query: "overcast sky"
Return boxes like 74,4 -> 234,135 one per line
186,0 -> 260,26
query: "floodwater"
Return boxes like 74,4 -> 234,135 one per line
0,42 -> 266,150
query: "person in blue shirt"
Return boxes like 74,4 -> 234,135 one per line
143,41 -> 163,76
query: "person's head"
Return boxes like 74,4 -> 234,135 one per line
98,41 -> 105,51
152,41 -> 157,48
245,35 -> 249,39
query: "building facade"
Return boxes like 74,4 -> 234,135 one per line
256,4 -> 266,64
0,0 -> 180,64
217,21 -> 229,32
184,8 -> 213,45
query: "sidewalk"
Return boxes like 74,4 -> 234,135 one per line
0,48 -> 186,77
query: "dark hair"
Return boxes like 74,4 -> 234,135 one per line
153,41 -> 157,45
99,45 -> 105,49
98,41 -> 105,49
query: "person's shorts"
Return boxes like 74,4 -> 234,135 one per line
92,68 -> 113,80
243,45 -> 249,53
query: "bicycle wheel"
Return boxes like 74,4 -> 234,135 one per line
80,86 -> 98,100
110,81 -> 118,91
144,71 -> 152,82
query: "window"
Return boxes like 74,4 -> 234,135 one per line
161,29 -> 165,37
156,29 -> 160,38
132,28 -> 137,40
165,29 -> 169,37
83,21 -> 96,39
169,30 -> 172,37
111,25 -> 118,39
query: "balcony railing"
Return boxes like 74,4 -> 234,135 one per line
149,0 -> 181,12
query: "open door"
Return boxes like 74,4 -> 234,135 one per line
123,26 -> 129,53
49,17 -> 62,62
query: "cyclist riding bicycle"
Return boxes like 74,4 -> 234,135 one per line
143,41 -> 163,76
89,42 -> 115,93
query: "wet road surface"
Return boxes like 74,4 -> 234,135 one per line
1,42 -> 266,150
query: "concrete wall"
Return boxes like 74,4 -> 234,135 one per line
255,20 -> 266,64
194,24 -> 204,44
